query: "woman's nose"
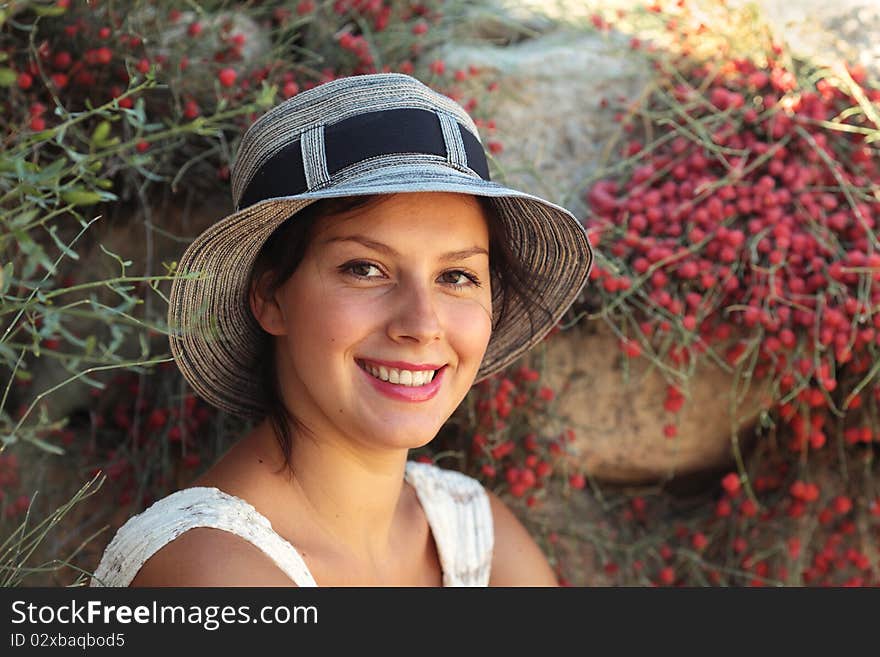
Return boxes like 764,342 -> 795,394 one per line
386,277 -> 443,344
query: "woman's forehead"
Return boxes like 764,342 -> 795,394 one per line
312,192 -> 491,245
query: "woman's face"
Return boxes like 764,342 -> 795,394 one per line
254,192 -> 493,453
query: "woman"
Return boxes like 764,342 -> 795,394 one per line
91,73 -> 593,587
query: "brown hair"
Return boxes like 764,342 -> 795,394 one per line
248,193 -> 551,472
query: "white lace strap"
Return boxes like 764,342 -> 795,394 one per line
90,487 -> 317,587
404,461 -> 494,586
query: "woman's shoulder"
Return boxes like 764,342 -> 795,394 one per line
483,488 -> 558,586
90,487 -> 308,587
129,526 -> 299,587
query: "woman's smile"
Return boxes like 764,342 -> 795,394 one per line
356,358 -> 449,402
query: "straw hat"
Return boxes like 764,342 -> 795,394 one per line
168,73 -> 594,417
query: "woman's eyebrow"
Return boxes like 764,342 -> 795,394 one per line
322,235 -> 489,261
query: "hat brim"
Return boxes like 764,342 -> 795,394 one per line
168,162 -> 594,417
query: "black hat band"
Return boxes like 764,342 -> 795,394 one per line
238,107 -> 490,210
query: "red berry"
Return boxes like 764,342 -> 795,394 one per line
620,338 -> 642,358
218,67 -> 237,88
833,495 -> 852,514
569,473 -> 586,490
30,117 -> 46,131
183,100 -> 200,120
17,72 -> 32,90
283,80 -> 300,98
490,441 -> 513,460
135,140 -> 149,153
53,51 -> 72,69
188,22 -> 203,37
42,337 -> 60,350
147,409 -> 168,430
721,472 -> 741,495
715,499 -> 732,517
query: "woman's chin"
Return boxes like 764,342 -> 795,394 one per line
362,422 -> 442,452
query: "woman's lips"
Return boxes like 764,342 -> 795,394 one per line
357,361 -> 447,402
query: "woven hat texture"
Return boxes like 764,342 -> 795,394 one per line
168,73 -> 594,417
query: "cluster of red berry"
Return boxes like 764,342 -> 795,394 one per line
587,40 -> 880,458
554,1 -> 880,585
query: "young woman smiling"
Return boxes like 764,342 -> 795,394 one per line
91,73 -> 594,587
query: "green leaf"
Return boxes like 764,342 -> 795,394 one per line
28,435 -> 65,455
47,225 -> 80,261
33,5 -> 68,17
8,208 -> 38,228
256,83 -> 278,109
0,262 -> 11,294
61,190 -> 104,206
13,229 -> 55,276
34,156 -> 67,183
90,121 -> 112,147
0,68 -> 16,87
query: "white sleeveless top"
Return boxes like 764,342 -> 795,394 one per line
90,461 -> 494,587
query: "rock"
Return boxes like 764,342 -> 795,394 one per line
538,320 -> 771,484
747,0 -> 880,76
438,28 -> 651,220
455,0 -> 558,43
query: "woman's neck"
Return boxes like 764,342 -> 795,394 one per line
244,420 -> 416,566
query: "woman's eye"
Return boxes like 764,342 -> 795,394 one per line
344,261 -> 382,278
441,270 -> 481,288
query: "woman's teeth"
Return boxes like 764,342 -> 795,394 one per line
359,361 -> 438,387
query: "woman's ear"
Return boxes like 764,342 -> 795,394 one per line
249,272 -> 288,336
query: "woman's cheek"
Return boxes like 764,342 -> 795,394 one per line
446,298 -> 493,366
